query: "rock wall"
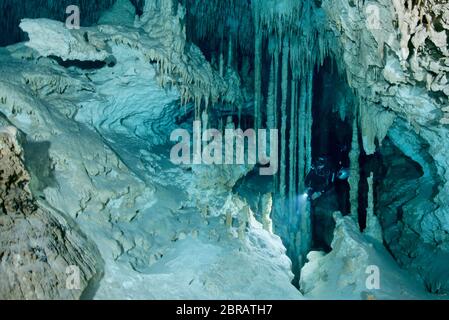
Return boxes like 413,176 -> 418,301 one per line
300,213 -> 431,299
0,127 -> 102,299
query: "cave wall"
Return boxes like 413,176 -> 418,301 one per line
321,0 -> 449,292
0,128 -> 103,299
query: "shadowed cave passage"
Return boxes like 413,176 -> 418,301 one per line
309,58 -> 353,252
311,59 -> 352,212
232,57 -> 358,281
305,58 -> 428,257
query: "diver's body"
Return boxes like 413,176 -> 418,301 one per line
305,152 -> 350,200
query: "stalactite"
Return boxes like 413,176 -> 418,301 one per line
279,37 -> 289,200
134,0 -> 244,110
364,172 -> 383,242
254,29 -> 263,133
274,48 -> 280,192
292,81 -> 298,197
297,78 -> 307,192
227,35 -> 233,69
349,115 -> 360,225
201,110 -> 209,132
266,57 -> 278,190
186,0 -> 254,57
218,116 -> 224,137
247,0 -> 333,276
298,73 -> 313,270
289,79 -> 298,204
273,48 -> 280,130
266,58 -> 276,130
219,52 -> 225,77
359,101 -> 396,156
305,71 -> 313,172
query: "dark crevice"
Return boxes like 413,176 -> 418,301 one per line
49,55 -> 114,70
311,58 -> 353,251
129,0 -> 145,16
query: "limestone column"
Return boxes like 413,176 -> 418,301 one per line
349,115 -> 360,225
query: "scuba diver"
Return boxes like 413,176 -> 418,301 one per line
304,148 -> 350,201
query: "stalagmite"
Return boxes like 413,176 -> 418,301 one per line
280,37 -> 289,200
349,115 -> 360,225
298,198 -> 312,269
261,193 -> 274,234
238,204 -> 252,241
238,217 -> 245,240
364,172 -> 383,242
226,210 -> 233,229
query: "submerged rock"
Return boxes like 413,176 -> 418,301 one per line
300,213 -> 431,300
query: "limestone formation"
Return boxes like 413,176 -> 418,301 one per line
0,128 -> 102,299
261,193 -> 274,234
364,173 -> 383,243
